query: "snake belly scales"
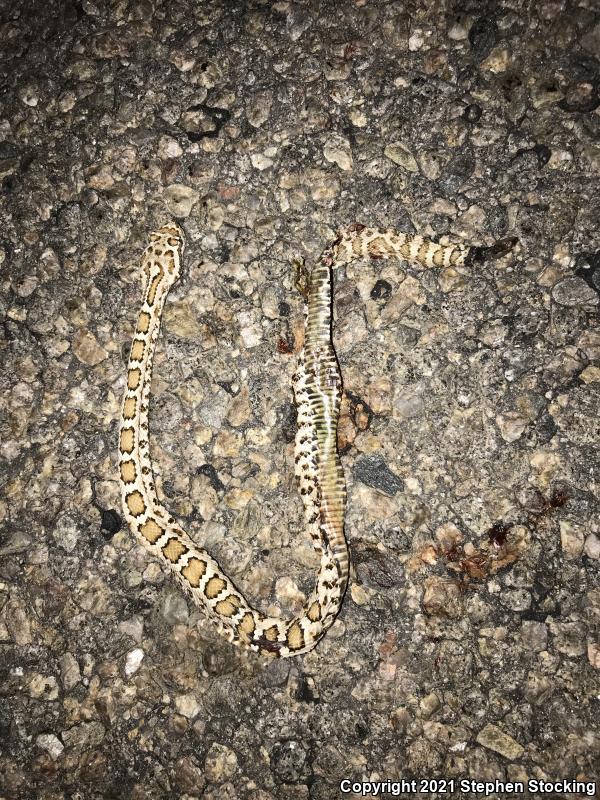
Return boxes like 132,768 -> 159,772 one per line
118,222 -> 506,658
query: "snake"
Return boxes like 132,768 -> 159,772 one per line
118,221 -> 513,657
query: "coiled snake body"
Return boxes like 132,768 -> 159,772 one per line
119,223 -> 506,657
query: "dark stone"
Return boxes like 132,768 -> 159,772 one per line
533,144 -> 551,168
196,463 -> 225,493
462,103 -> 482,123
352,455 -> 403,496
575,251 -> 600,292
468,16 -> 498,60
270,740 -> 310,782
100,509 -> 121,538
370,279 -> 392,301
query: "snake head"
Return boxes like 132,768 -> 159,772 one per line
154,222 -> 186,255
143,222 -> 186,286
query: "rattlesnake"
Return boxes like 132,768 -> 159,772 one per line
118,222 -> 512,657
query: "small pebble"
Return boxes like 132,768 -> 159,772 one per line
584,533 -> 600,560
552,277 -> 598,308
100,509 -> 121,537
35,733 -> 64,760
163,184 -> 199,218
384,142 -> 419,172
72,329 -> 108,366
476,723 -> 524,759
175,694 -> 201,720
124,648 -> 145,677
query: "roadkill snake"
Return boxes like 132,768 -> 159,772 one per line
118,222 -> 513,657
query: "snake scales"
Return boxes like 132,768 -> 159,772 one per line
118,222 -> 512,657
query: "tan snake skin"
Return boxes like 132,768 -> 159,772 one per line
118,222 -> 510,657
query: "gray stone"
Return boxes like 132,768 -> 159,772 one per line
72,328 -> 108,366
161,591 -> 190,625
62,721 -> 106,753
384,142 -> 419,172
35,733 -> 64,760
163,184 -> 199,218
552,277 -> 598,308
352,455 -> 404,496
59,652 -> 81,690
520,621 -> 548,651
476,724 -> 524,759
204,742 -> 238,780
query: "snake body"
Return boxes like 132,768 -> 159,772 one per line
118,223 -> 482,657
